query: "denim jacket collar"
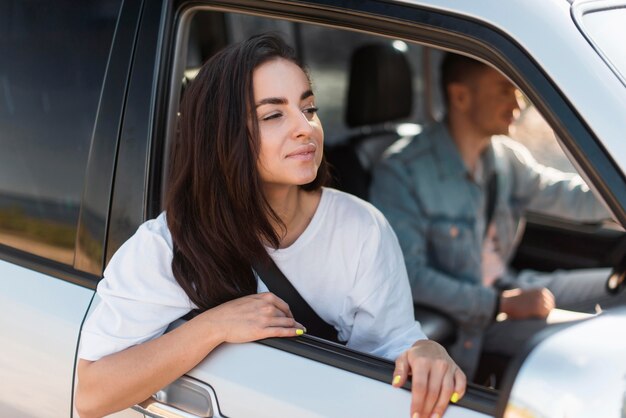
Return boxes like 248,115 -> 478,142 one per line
432,122 -> 497,184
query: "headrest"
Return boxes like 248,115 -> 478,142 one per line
345,43 -> 413,128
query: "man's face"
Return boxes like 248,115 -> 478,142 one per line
465,66 -> 521,137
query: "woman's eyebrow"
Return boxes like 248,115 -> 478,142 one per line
301,89 -> 314,101
256,97 -> 286,108
255,90 -> 314,109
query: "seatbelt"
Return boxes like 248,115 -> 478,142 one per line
484,173 -> 498,237
253,258 -> 342,344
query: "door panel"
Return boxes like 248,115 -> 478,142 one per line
0,260 -> 93,417
182,340 -> 489,417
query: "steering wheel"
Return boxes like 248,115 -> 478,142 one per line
607,253 -> 626,294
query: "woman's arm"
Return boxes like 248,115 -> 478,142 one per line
75,293 -> 304,418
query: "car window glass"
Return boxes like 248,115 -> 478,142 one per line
0,0 -> 121,264
509,104 -> 576,174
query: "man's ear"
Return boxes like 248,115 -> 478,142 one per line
447,82 -> 471,113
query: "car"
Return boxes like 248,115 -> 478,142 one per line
1,0 -> 626,417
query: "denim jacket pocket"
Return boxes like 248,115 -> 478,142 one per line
428,220 -> 478,280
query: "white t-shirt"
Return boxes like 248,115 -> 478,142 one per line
79,187 -> 426,362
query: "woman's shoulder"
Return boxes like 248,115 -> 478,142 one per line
106,212 -> 173,270
133,212 -> 173,248
322,187 -> 390,230
102,211 -> 188,303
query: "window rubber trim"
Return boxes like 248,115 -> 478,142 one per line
259,335 -> 498,415
0,243 -> 99,289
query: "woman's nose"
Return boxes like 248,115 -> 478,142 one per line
292,109 -> 315,138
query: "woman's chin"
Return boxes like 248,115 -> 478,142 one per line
289,167 -> 319,186
296,175 -> 318,186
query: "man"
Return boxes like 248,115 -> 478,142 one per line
370,53 -> 618,378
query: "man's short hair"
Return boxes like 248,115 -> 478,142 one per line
439,52 -> 488,105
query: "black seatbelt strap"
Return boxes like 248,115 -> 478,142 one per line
253,258 -> 342,344
484,173 -> 498,237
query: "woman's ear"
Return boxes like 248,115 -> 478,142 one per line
447,82 -> 471,113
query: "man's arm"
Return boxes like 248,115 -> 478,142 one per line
501,138 -> 612,221
370,158 -> 497,330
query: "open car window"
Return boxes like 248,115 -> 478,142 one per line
165,7 -> 624,394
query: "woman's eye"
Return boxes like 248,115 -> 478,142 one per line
261,112 -> 282,122
302,106 -> 319,120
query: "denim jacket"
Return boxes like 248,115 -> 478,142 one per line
370,122 -> 610,373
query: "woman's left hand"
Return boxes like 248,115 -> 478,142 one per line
392,340 -> 466,418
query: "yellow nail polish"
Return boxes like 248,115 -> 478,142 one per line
392,375 -> 401,385
412,413 -> 419,418
450,392 -> 460,403
296,329 -> 304,336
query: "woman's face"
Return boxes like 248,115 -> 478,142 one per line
253,58 -> 324,189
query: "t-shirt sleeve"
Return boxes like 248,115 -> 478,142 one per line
78,217 -> 195,361
345,209 -> 427,361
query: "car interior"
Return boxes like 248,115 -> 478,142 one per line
161,8 -> 626,389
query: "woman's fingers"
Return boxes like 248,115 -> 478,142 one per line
392,351 -> 410,388
429,366 -> 457,418
398,340 -> 467,418
211,293 -> 305,343
453,367 -> 467,402
420,359 -> 450,416
265,316 -> 305,331
255,317 -> 306,340
257,292 -> 294,318
409,358 -> 429,415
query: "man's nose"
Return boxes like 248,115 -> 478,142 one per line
513,89 -> 525,111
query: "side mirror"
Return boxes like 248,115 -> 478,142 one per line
496,307 -> 626,417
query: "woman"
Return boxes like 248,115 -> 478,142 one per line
75,33 -> 465,418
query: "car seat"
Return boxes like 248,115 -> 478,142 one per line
325,42 -> 418,200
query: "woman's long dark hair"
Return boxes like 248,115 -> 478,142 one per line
165,33 -> 329,310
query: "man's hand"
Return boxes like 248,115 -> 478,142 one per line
392,340 -> 466,418
500,287 -> 555,320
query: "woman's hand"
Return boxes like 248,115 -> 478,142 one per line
392,340 -> 466,418
199,292 -> 306,343
76,292 -> 304,418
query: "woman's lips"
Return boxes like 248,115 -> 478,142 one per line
286,144 -> 317,160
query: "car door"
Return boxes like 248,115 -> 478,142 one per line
0,1 -> 131,417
